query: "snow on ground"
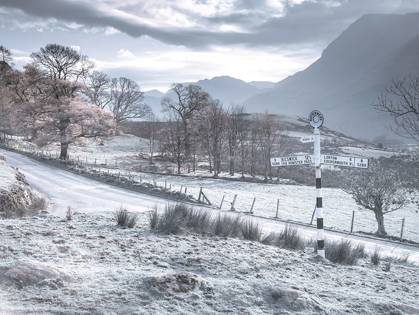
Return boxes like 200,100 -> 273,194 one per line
1,211 -> 418,315
5,136 -> 418,242
339,147 -> 399,159
119,171 -> 419,243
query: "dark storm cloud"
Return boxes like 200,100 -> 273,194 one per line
0,0 -> 405,49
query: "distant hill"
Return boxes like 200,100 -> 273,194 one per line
144,89 -> 166,98
242,12 -> 419,140
143,76 -> 273,117
248,81 -> 276,90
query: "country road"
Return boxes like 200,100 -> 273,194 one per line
1,148 -> 418,264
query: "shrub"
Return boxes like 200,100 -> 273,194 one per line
66,205 -> 73,221
241,219 -> 262,241
371,248 -> 381,265
276,225 -> 305,250
2,196 -> 47,219
212,214 -> 242,237
325,239 -> 365,265
33,197 -> 47,210
115,206 -> 138,228
261,232 -> 277,245
150,203 -> 214,235
187,209 -> 212,234
148,206 -> 159,229
384,254 -> 411,264
154,203 -> 189,234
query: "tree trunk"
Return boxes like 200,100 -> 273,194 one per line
149,138 -> 154,164
229,157 -> 235,176
177,161 -> 181,174
60,142 -> 69,160
374,211 -> 387,236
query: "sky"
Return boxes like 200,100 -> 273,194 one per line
1,0 -> 419,92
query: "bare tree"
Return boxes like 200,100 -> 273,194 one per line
82,71 -> 111,109
9,44 -> 115,159
34,98 -> 116,158
199,100 -> 227,177
259,114 -> 279,181
0,45 -> 13,66
30,44 -> 93,99
373,77 -> 419,142
158,115 -> 188,174
227,104 -> 248,175
161,83 -> 211,158
340,161 -> 408,236
237,113 -> 251,178
132,114 -> 161,164
249,116 -> 261,178
0,78 -> 16,141
109,77 -> 152,125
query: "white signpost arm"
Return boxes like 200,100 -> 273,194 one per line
314,127 -> 325,258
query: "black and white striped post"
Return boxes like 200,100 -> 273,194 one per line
309,110 -> 325,258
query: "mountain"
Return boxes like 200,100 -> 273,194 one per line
195,76 -> 261,105
143,76 -> 267,117
248,81 -> 276,90
242,13 -> 419,140
144,89 -> 166,98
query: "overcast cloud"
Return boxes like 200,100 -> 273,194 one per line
0,0 -> 418,90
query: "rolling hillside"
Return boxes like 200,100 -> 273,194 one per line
242,12 -> 419,140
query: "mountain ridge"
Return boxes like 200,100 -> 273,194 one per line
242,12 -> 419,140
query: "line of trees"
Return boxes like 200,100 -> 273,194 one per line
0,44 -> 152,159
129,83 -> 291,179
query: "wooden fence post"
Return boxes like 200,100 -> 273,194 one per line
219,195 -> 225,209
198,187 -> 202,202
400,218 -> 405,241
275,199 -> 279,218
310,205 -> 316,225
250,197 -> 256,214
231,194 -> 237,211
350,211 -> 355,233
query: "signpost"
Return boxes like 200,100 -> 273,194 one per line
270,110 -> 369,259
270,155 -> 313,167
300,136 -> 315,143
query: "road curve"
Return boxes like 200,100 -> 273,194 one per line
1,148 -> 418,264
0,148 -> 167,216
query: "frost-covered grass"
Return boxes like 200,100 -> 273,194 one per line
0,211 -> 418,315
0,158 -> 48,218
120,171 -> 419,242
4,136 -> 418,242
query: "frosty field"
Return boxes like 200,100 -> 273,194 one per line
119,171 -> 419,243
5,135 -> 419,242
1,212 -> 418,315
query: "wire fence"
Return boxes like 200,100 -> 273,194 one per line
1,137 -> 418,243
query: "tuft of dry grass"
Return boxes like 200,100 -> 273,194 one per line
241,219 -> 262,242
276,225 -> 306,250
212,214 -> 242,237
371,247 -> 381,265
115,206 -> 138,228
324,240 -> 366,265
